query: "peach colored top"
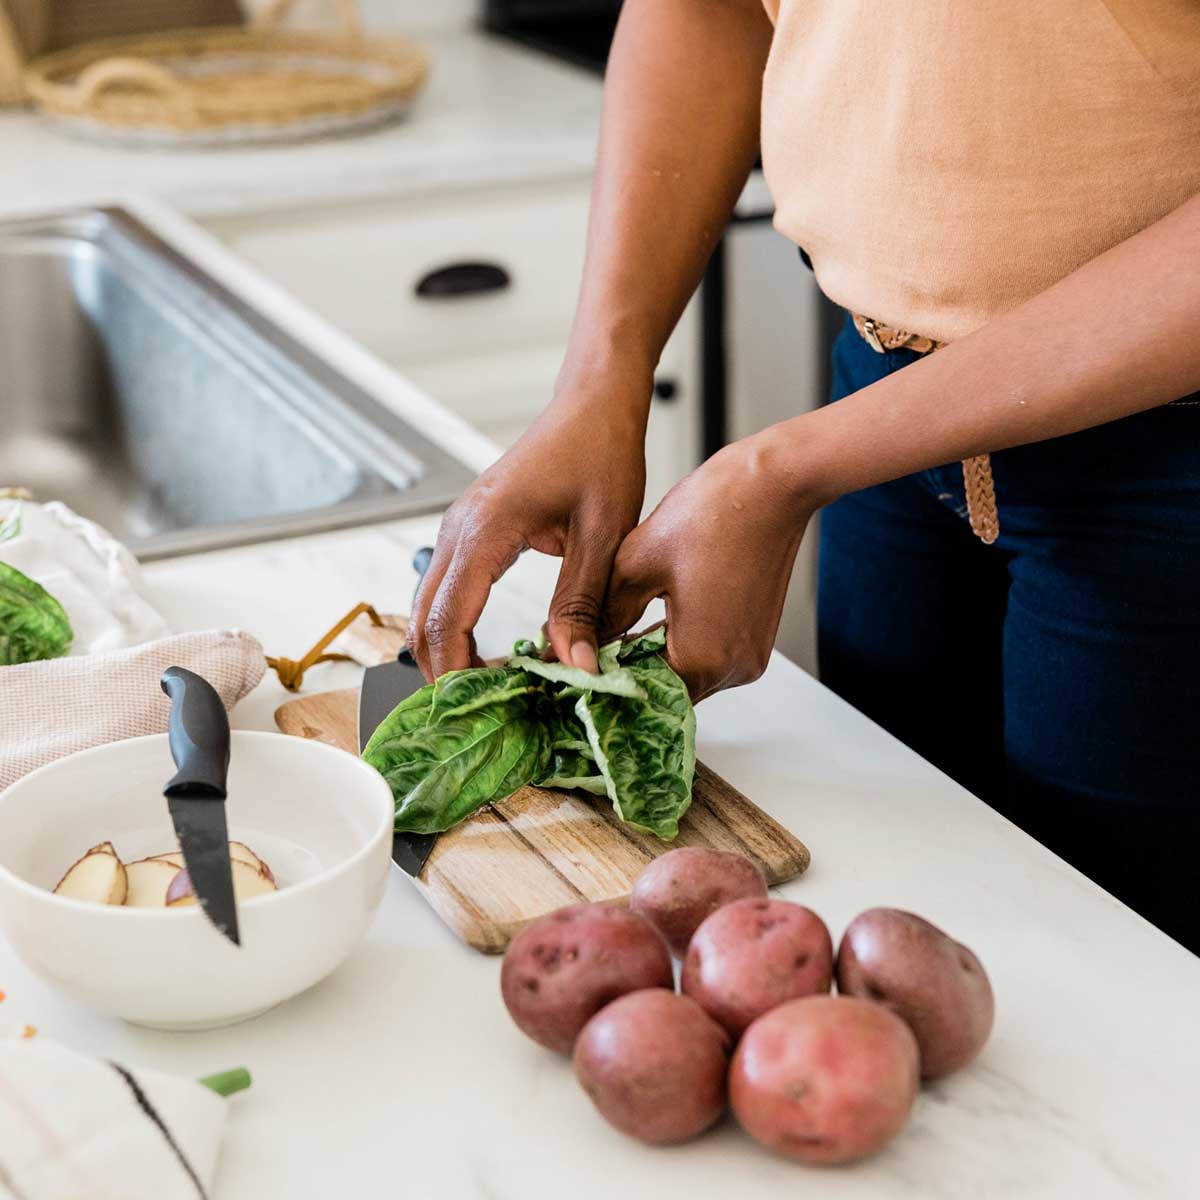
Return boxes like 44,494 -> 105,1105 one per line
759,0 -> 1200,342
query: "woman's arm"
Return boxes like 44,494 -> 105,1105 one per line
790,192 -> 1200,506
408,0 -> 773,681
602,192 -> 1200,699
561,0 -> 772,387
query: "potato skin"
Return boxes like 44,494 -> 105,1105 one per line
836,908 -> 994,1079
730,995 -> 919,1164
501,905 -> 673,1054
573,989 -> 732,1144
681,898 -> 833,1037
630,847 -> 768,957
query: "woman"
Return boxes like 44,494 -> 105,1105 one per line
409,2 -> 1200,949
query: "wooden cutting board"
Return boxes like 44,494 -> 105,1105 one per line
276,687 -> 811,953
270,611 -> 810,953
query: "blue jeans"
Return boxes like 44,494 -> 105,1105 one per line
818,315 -> 1200,952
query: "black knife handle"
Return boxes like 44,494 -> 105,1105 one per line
399,547 -> 436,668
412,546 -> 434,583
161,667 -> 230,799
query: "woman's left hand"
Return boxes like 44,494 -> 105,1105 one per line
601,432 -> 816,701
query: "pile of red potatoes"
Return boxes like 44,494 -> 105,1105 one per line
501,846 -> 994,1164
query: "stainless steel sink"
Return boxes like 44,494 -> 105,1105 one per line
0,207 -> 473,559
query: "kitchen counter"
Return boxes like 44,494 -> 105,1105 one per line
3,518 -> 1198,1198
2,31 -> 601,218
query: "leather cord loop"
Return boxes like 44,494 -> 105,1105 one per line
850,312 -> 1000,544
265,602 -> 387,692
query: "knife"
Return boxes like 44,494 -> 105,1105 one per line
359,546 -> 437,878
160,666 -> 240,946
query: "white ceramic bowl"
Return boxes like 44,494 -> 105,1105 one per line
0,731 -> 393,1030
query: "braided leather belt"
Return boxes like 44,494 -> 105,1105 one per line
851,313 -> 999,544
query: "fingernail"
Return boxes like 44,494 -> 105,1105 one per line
570,640 -> 599,674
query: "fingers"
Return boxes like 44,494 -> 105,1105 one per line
600,530 -> 662,645
407,523 -> 457,681
408,508 -> 522,681
665,541 -> 800,703
545,520 -> 621,673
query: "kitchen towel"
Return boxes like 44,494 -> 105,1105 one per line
0,1035 -> 230,1200
0,498 -> 169,655
0,630 -> 265,789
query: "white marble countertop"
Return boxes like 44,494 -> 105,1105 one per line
4,516 -> 1199,1199
1,30 -> 602,218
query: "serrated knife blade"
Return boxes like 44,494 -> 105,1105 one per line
161,666 -> 240,946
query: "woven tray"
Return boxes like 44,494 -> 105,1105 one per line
0,0 -> 242,107
22,0 -> 429,146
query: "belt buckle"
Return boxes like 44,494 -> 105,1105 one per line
861,318 -> 885,354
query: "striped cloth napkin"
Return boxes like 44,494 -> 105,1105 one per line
0,1037 -> 232,1199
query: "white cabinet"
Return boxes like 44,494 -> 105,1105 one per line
207,184 -> 590,363
204,179 -> 702,509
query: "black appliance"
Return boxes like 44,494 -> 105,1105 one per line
483,1 -> 622,75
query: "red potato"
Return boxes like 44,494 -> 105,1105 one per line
836,907 -> 994,1079
730,995 -> 919,1164
501,905 -> 673,1054
630,847 -> 768,956
681,898 -> 833,1037
574,989 -> 731,1144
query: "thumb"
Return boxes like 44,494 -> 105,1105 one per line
600,531 -> 661,645
546,522 -> 620,672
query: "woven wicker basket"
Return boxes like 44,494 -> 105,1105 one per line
21,0 -> 430,145
0,0 -> 241,106
1,0 -> 49,104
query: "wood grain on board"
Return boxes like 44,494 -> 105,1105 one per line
274,622 -> 811,953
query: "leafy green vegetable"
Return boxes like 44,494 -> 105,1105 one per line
508,653 -> 647,699
537,748 -> 609,795
363,669 -> 547,834
614,625 -> 667,662
574,652 -> 696,839
362,628 -> 695,839
427,666 -> 538,723
0,561 -> 73,666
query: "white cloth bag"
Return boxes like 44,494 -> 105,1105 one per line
0,499 -> 169,655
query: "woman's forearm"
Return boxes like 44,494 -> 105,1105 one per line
773,192 -> 1200,507
558,0 -> 772,398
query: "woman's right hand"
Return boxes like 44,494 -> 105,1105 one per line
407,367 -> 651,682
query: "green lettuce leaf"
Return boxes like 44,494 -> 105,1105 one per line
427,666 -> 538,724
0,561 -> 73,666
574,651 -> 695,840
362,625 -> 695,840
535,747 -> 607,795
508,653 -> 647,699
613,626 -> 667,663
363,668 -> 547,833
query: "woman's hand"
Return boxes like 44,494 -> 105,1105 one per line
602,432 -> 816,702
408,368 -> 651,681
